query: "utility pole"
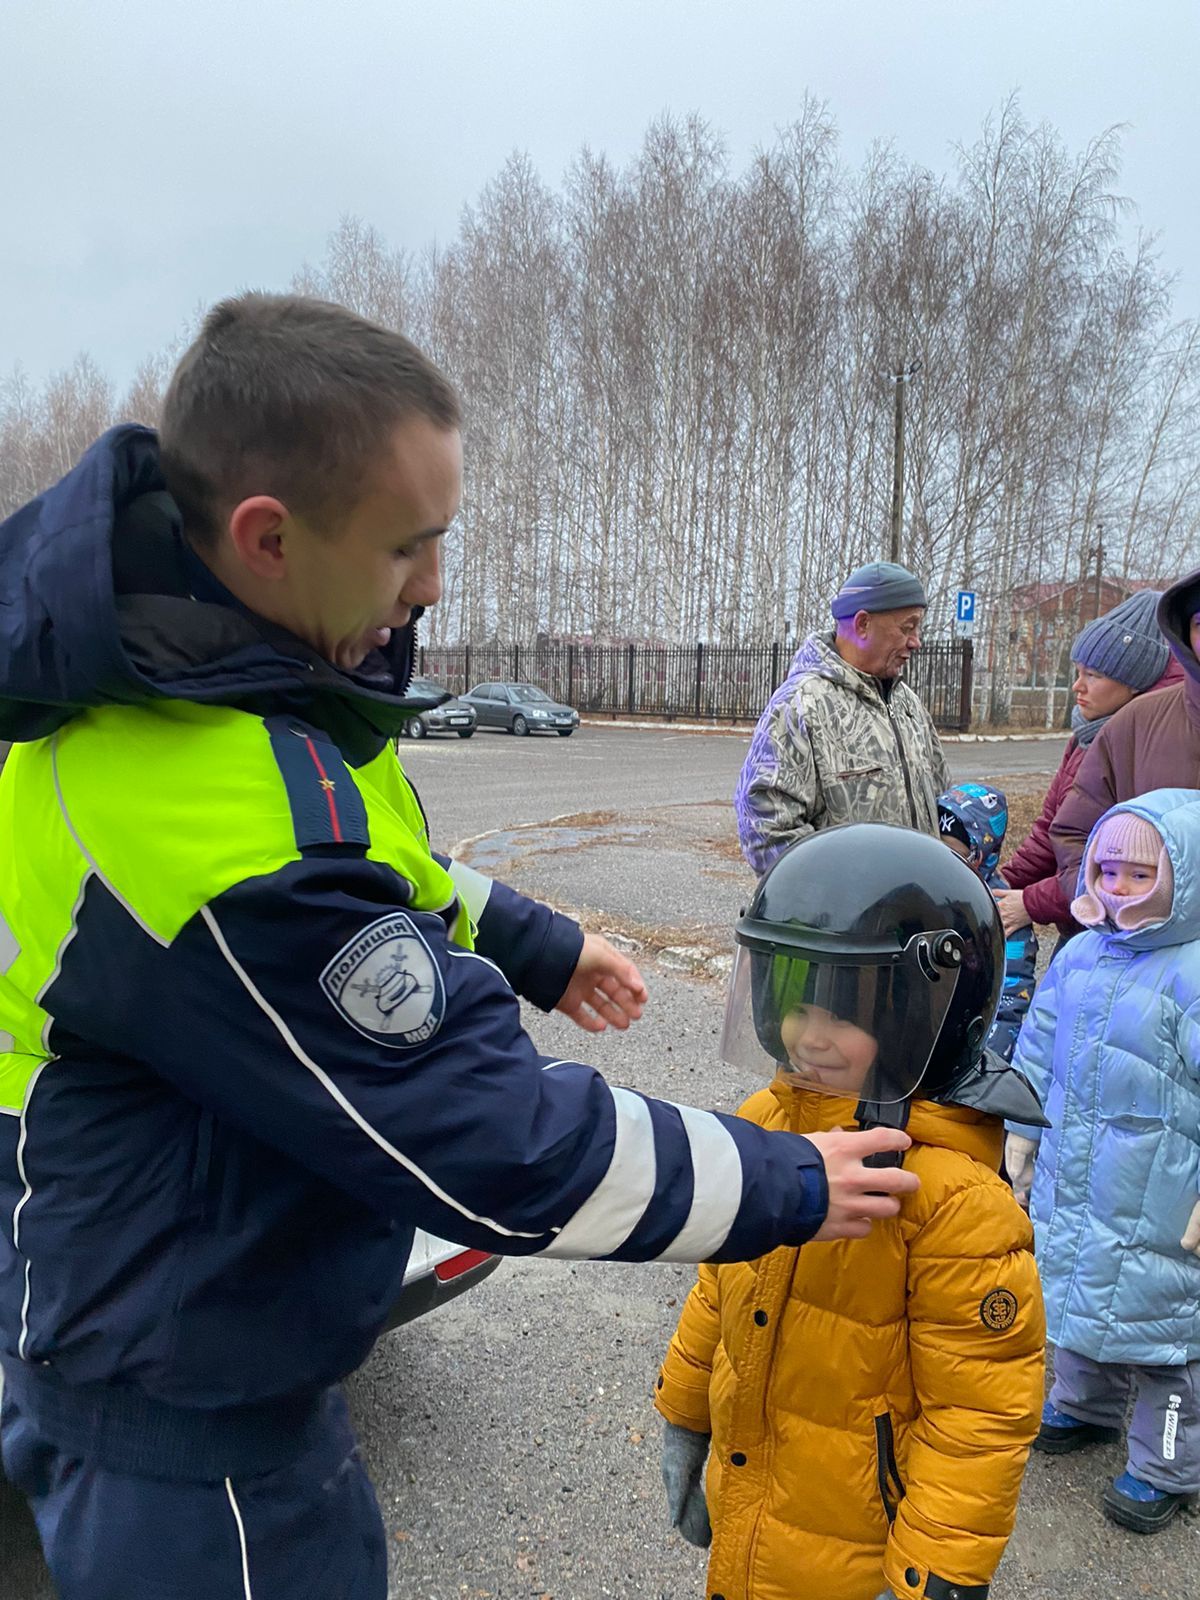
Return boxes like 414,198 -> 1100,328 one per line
1093,524 -> 1104,620
886,361 -> 922,563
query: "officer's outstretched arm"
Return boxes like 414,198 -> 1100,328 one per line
433,851 -> 584,1010
72,856 -> 843,1265
434,854 -> 648,1032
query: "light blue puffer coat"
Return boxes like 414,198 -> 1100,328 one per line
1011,787 -> 1200,1365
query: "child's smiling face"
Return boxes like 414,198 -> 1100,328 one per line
778,1004 -> 878,1095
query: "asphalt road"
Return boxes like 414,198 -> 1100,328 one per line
401,720 -> 1063,860
4,723 -> 1196,1598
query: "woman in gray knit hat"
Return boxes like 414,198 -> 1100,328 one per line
994,589 -> 1178,938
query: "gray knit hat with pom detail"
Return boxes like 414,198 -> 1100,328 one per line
1071,589 -> 1169,692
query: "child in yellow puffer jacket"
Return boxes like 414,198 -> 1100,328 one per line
655,823 -> 1047,1600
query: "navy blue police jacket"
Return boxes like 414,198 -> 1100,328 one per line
0,429 -> 826,1472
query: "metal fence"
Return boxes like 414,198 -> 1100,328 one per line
417,637 -> 975,732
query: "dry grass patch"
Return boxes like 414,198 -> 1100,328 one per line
998,783 -> 1050,855
697,779 -> 1052,866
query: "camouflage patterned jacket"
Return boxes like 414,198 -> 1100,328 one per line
735,631 -> 951,875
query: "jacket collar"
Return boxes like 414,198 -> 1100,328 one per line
801,631 -> 897,706
1156,569 -> 1200,732
0,425 -> 423,766
767,1076 -> 1003,1168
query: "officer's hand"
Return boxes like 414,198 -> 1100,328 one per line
805,1127 -> 919,1241
555,933 -> 649,1034
994,887 -> 1032,936
1181,1198 -> 1200,1259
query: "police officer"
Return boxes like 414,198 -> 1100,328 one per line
0,294 -> 917,1600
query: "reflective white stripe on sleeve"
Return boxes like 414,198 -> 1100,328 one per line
652,1105 -> 743,1262
445,858 -> 494,926
538,1085 -> 656,1259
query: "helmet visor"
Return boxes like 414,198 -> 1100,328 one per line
720,934 -> 962,1104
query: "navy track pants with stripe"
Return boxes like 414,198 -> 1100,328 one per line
0,1386 -> 387,1600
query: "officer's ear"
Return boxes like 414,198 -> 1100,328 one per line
227,496 -> 292,582
851,608 -> 874,642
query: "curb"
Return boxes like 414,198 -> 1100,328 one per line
942,730 -> 1067,743
603,930 -> 733,980
577,718 -> 746,736
577,717 -> 1067,744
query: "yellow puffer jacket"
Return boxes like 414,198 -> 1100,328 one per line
655,1082 -> 1045,1600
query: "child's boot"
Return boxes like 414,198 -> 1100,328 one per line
1102,1471 -> 1191,1533
1033,1401 -> 1120,1455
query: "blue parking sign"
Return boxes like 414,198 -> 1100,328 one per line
956,590 -> 976,624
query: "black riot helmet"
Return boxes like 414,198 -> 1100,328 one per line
721,822 -> 1046,1131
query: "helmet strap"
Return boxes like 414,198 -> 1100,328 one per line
855,1096 -> 911,1170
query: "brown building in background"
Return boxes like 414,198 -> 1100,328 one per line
1009,576 -> 1170,687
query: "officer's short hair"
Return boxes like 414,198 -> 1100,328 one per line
159,293 -> 461,548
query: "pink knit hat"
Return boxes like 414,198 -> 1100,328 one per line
1071,810 -> 1174,930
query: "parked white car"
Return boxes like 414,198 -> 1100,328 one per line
0,1233 -> 499,1494
384,1229 -> 499,1328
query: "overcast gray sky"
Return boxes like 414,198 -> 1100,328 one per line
2,0 -> 1196,391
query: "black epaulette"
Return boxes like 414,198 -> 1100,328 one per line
264,717 -> 370,853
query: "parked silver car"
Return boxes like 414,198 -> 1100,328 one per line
399,677 -> 478,740
460,681 -> 580,736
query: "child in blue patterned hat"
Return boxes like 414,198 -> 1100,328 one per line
937,782 -> 1037,1064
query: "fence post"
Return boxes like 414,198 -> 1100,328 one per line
959,639 -> 975,732
694,643 -> 704,719
627,644 -> 636,715
513,643 -> 520,682
464,643 -> 472,692
418,645 -> 425,676
770,642 -> 779,690
567,643 -> 576,709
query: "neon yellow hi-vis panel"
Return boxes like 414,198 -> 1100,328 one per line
0,702 -> 472,1114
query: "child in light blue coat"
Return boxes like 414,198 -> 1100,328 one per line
1005,788 -> 1200,1533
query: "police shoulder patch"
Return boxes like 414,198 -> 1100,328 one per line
980,1288 -> 1019,1331
320,913 -> 446,1049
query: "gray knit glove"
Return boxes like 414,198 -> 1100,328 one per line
661,1419 -> 712,1547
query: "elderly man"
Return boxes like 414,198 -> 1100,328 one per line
736,561 -> 951,875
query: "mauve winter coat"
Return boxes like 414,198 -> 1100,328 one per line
1003,657 -> 1184,933
1051,567 -> 1200,903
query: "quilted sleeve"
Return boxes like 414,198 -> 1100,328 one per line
654,1264 -> 723,1434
